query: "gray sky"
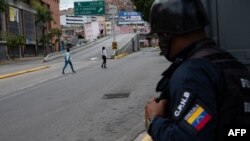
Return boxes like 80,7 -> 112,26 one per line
60,0 -> 93,10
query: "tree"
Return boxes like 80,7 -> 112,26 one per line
130,0 -> 154,22
50,28 -> 62,51
6,34 -> 25,60
0,0 -> 8,34
31,0 -> 53,56
40,31 -> 53,52
0,0 -> 8,12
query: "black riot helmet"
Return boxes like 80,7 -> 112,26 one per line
150,0 -> 209,61
150,0 -> 209,35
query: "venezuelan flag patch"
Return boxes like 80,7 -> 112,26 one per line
184,104 -> 211,131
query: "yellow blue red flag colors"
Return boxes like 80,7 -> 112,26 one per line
184,104 -> 211,131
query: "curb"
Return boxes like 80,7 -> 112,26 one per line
0,66 -> 50,79
141,134 -> 152,141
133,131 -> 152,141
114,53 -> 129,59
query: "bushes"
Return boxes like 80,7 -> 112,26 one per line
6,34 -> 25,60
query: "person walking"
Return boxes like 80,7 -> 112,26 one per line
101,46 -> 107,68
62,47 -> 75,74
144,0 -> 250,141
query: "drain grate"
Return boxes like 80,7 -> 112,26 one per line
102,93 -> 130,99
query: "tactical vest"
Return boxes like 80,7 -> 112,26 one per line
156,39 -> 250,140
192,45 -> 250,140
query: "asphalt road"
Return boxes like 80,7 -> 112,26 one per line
0,34 -> 137,98
0,34 -> 170,141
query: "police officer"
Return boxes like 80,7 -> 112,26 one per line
145,0 -> 250,141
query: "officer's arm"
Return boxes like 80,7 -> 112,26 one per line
148,59 -> 222,141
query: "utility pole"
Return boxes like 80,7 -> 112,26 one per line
112,13 -> 116,42
110,5 -> 117,50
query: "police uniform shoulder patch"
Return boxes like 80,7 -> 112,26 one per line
173,91 -> 195,120
184,104 -> 211,131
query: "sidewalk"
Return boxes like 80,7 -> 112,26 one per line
0,56 -> 43,65
0,56 -> 45,76
0,65 -> 50,79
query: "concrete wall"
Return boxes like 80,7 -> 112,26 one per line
202,0 -> 250,64
114,33 -> 140,57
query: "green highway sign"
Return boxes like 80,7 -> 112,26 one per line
74,1 -> 105,16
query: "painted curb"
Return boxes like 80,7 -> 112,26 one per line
0,66 -> 50,79
114,53 -> 129,59
141,134 -> 152,141
133,131 -> 152,141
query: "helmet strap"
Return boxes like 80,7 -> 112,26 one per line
158,34 -> 173,61
165,35 -> 173,61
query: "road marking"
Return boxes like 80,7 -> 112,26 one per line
0,66 -> 50,79
90,57 -> 98,61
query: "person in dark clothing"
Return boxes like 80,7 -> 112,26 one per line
145,0 -> 250,141
62,48 -> 75,74
101,46 -> 107,68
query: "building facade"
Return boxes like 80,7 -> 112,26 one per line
0,0 -> 37,60
41,0 -> 60,52
83,22 -> 100,42
42,0 -> 60,29
105,21 -> 112,35
60,15 -> 89,26
0,0 -> 61,60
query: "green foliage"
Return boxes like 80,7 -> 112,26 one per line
50,28 -> 62,38
130,0 -> 154,22
0,0 -> 8,12
35,5 -> 53,24
0,31 -> 5,41
39,32 -> 52,45
50,28 -> 62,50
6,33 -> 25,60
6,34 -> 25,48
31,0 -> 53,55
30,0 -> 53,24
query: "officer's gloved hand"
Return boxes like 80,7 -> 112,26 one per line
145,98 -> 167,129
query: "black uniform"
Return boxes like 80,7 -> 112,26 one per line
148,0 -> 250,140
148,39 -> 223,141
